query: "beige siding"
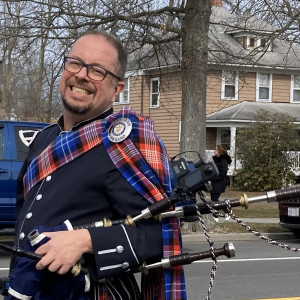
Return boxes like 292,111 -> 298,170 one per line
206,70 -> 222,114
272,74 -> 291,102
239,71 -> 256,101
206,127 -> 217,149
113,72 -> 182,157
206,70 -> 257,114
146,72 -> 182,157
236,37 -> 246,48
116,69 -> 295,157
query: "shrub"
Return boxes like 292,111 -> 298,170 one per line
235,110 -> 300,191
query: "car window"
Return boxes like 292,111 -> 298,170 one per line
14,126 -> 43,161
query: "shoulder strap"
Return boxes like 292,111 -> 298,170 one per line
24,119 -> 107,195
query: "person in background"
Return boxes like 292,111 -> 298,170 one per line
210,145 -> 232,202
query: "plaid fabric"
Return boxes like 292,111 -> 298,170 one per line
24,119 -> 107,195
103,107 -> 187,300
23,107 -> 187,300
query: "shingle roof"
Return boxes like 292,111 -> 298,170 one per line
206,101 -> 300,122
208,7 -> 300,70
127,6 -> 300,72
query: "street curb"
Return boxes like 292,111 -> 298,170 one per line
182,232 -> 297,242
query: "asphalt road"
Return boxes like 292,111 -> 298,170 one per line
1,236 -> 300,300
183,237 -> 300,299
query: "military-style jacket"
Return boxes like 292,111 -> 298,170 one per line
9,107 -> 162,300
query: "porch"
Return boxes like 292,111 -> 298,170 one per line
205,101 -> 300,185
205,149 -> 300,187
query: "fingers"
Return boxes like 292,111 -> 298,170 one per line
34,231 -> 84,274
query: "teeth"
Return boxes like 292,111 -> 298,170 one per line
72,86 -> 90,95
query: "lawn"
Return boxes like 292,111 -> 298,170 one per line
212,222 -> 288,234
220,188 -> 280,218
231,203 -> 279,218
192,188 -> 287,234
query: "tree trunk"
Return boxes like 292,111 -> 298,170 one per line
180,0 -> 211,162
181,0 -> 214,230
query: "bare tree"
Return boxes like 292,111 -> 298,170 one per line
0,0 -> 299,149
180,0 -> 211,160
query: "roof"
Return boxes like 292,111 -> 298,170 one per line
208,7 -> 300,71
127,6 -> 300,73
206,101 -> 300,123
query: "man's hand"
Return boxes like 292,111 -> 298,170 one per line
35,229 -> 93,274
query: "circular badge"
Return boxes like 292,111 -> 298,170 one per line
108,118 -> 132,143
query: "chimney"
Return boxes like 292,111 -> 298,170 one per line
211,0 -> 222,7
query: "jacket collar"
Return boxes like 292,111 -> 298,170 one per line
57,107 -> 114,131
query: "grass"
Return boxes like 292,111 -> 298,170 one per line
192,188 -> 287,234
220,188 -> 280,218
231,203 -> 279,218
212,222 -> 289,234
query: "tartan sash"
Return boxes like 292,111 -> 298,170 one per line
102,107 -> 186,300
23,107 -> 187,300
24,119 -> 107,195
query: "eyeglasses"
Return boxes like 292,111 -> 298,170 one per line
63,56 -> 121,82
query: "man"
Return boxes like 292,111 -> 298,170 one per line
7,31 -> 186,300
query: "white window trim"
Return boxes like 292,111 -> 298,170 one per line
178,121 -> 181,143
258,38 -> 271,51
246,36 -> 255,48
221,70 -> 239,100
113,77 -> 130,105
290,75 -> 300,103
150,77 -> 160,108
256,72 -> 272,102
257,38 -> 264,48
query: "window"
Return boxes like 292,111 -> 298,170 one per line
216,128 -> 231,150
114,77 -> 129,105
247,37 -> 271,51
258,38 -> 272,51
150,77 -> 160,108
247,37 -> 255,48
220,129 -> 231,150
249,37 -> 255,47
221,70 -> 238,100
14,126 -> 42,161
291,75 -> 300,102
260,38 -> 266,48
256,73 -> 272,101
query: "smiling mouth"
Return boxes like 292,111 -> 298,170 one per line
71,86 -> 91,95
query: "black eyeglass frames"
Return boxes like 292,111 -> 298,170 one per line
63,56 -> 121,82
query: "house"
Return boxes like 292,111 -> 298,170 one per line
113,0 -> 300,176
206,101 -> 300,177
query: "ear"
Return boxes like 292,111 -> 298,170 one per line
114,81 -> 125,96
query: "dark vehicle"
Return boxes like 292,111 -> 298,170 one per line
0,120 -> 49,229
279,198 -> 300,237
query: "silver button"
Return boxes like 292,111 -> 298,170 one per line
46,175 -> 51,182
122,262 -> 129,269
19,232 -> 25,240
26,212 -> 33,219
116,245 -> 124,254
36,194 -> 42,200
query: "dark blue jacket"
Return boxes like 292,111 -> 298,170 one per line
7,222 -> 89,300
8,108 -> 162,300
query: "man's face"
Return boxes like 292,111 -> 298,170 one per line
59,34 -> 124,117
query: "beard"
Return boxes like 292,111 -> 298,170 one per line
61,95 -> 93,115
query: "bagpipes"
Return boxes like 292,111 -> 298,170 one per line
1,155 -> 300,298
